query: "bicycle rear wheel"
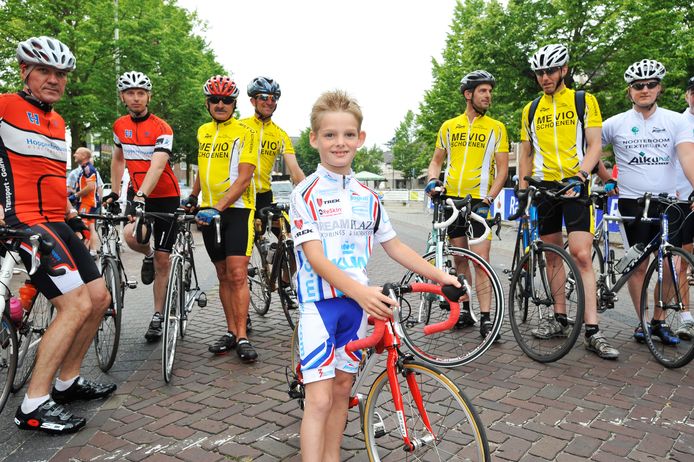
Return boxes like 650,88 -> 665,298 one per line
278,247 -> 299,330
162,257 -> 183,383
508,243 -> 584,363
363,361 -> 490,461
248,241 -> 271,316
399,247 -> 504,367
94,257 -> 123,372
12,292 -> 54,391
0,314 -> 17,413
640,247 -> 694,368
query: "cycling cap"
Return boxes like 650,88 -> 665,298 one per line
460,70 -> 496,93
117,71 -> 152,92
203,75 -> 239,98
685,76 -> 694,91
624,59 -> 666,84
247,76 -> 281,98
530,44 -> 569,71
16,36 -> 75,72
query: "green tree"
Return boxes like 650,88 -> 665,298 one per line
294,127 -> 320,176
354,144 -> 384,174
391,110 -> 429,183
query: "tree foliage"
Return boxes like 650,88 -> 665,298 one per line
354,144 -> 384,175
294,127 -> 321,176
390,110 -> 429,180
0,0 -> 224,168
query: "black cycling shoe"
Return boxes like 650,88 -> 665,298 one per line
52,377 -> 117,404
209,333 -> 237,355
141,255 -> 155,285
480,319 -> 501,342
15,400 -> 86,434
455,309 -> 475,329
144,314 -> 163,342
237,339 -> 258,363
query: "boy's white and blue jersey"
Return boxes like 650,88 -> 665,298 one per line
289,164 -> 396,383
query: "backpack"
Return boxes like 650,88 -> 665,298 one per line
526,90 -> 586,147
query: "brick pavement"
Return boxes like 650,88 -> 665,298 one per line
1,204 -> 692,461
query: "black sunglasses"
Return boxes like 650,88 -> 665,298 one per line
207,95 -> 236,104
534,67 -> 561,77
256,94 -> 279,102
630,81 -> 659,90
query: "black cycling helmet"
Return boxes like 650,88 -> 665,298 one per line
247,76 -> 281,98
687,76 -> 694,91
459,70 -> 496,94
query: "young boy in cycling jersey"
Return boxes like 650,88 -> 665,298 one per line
290,90 -> 459,462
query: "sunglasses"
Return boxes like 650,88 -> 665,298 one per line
207,95 -> 236,105
256,94 -> 279,102
630,81 -> 660,90
534,67 -> 561,77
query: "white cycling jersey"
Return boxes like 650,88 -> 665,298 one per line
675,109 -> 694,198
290,164 -> 396,304
602,106 -> 694,199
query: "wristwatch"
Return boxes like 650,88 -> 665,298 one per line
135,191 -> 147,199
484,195 -> 494,203
578,169 -> 589,181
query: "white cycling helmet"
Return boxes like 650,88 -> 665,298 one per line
16,36 -> 75,72
117,71 -> 152,92
529,44 -> 569,71
624,59 -> 666,84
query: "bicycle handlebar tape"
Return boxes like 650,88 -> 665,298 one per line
345,319 -> 386,353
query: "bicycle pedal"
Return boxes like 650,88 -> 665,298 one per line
126,280 -> 138,289
197,292 -> 207,308
247,267 -> 257,277
373,412 -> 387,438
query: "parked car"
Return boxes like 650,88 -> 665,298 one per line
271,180 -> 293,203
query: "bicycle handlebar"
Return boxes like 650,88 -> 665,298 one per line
433,198 -> 460,230
0,226 -> 65,277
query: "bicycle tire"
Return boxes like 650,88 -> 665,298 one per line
640,246 -> 694,368
278,248 -> 299,330
508,242 -> 585,363
399,247 -> 504,367
363,361 -> 490,461
0,313 -> 18,413
180,247 -> 195,338
94,257 -> 123,372
248,241 -> 271,316
12,292 -> 54,391
162,257 -> 182,383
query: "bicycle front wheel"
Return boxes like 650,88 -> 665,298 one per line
94,257 -> 123,372
13,292 -> 54,391
399,247 -> 504,367
508,243 -> 584,363
278,247 -> 299,330
0,314 -> 18,413
248,242 -> 271,316
363,361 -> 490,461
640,246 -> 694,368
162,257 -> 183,383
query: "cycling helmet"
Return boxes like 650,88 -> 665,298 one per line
247,76 -> 281,98
16,36 -> 75,72
529,44 -> 569,71
624,59 -> 666,84
117,71 -> 152,92
460,70 -> 496,93
203,75 -> 239,98
687,76 -> 694,91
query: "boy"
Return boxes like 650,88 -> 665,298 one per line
290,90 -> 459,462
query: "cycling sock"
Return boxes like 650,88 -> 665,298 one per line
463,301 -> 471,312
152,312 -> 163,320
145,250 -> 154,258
554,313 -> 568,327
585,324 -> 599,338
650,319 -> 663,328
480,313 -> 491,322
225,331 -> 235,338
54,375 -> 79,391
21,394 -> 50,414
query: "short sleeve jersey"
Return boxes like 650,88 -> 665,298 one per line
112,113 -> 180,198
520,87 -> 602,182
290,165 -> 397,304
240,115 -> 295,194
675,109 -> 694,198
78,162 -> 98,210
0,92 -> 68,226
197,118 -> 257,209
435,113 -> 509,198
602,107 -> 694,199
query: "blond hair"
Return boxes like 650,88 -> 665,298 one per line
74,146 -> 92,159
310,90 -> 363,133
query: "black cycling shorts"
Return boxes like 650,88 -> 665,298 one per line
126,196 -> 180,252
618,198 -> 682,248
444,197 -> 490,241
201,208 -> 254,262
677,203 -> 694,246
536,181 -> 592,236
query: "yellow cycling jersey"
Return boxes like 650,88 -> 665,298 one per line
520,87 -> 602,182
240,115 -> 295,194
436,113 -> 510,199
197,118 -> 257,209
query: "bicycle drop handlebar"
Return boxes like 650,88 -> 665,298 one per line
432,194 -> 493,244
345,276 -> 468,353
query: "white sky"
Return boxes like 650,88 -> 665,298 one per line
176,0 -> 459,148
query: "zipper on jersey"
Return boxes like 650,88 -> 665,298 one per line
552,96 -> 563,179
457,116 -> 475,195
206,123 -> 221,207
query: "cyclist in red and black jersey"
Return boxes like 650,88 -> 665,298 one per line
106,71 -> 180,342
2,36 -> 115,435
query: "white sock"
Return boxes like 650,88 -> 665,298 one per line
21,394 -> 50,414
681,311 -> 694,323
54,375 -> 79,392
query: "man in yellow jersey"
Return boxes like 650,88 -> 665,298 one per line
425,70 -> 509,339
189,75 -> 258,362
518,44 -> 618,359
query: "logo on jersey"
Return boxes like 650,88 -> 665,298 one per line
125,129 -> 133,138
341,242 -> 356,254
317,198 -> 339,207
294,219 -> 303,229
145,131 -> 150,137
318,207 -> 342,217
627,151 -> 670,166
652,126 -> 666,133
631,126 -> 639,134
26,112 -> 39,125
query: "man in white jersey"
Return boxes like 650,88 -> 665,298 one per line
673,76 -> 694,339
602,60 -> 694,344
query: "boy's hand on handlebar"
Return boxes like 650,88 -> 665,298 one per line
354,285 -> 398,321
439,273 -> 462,289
